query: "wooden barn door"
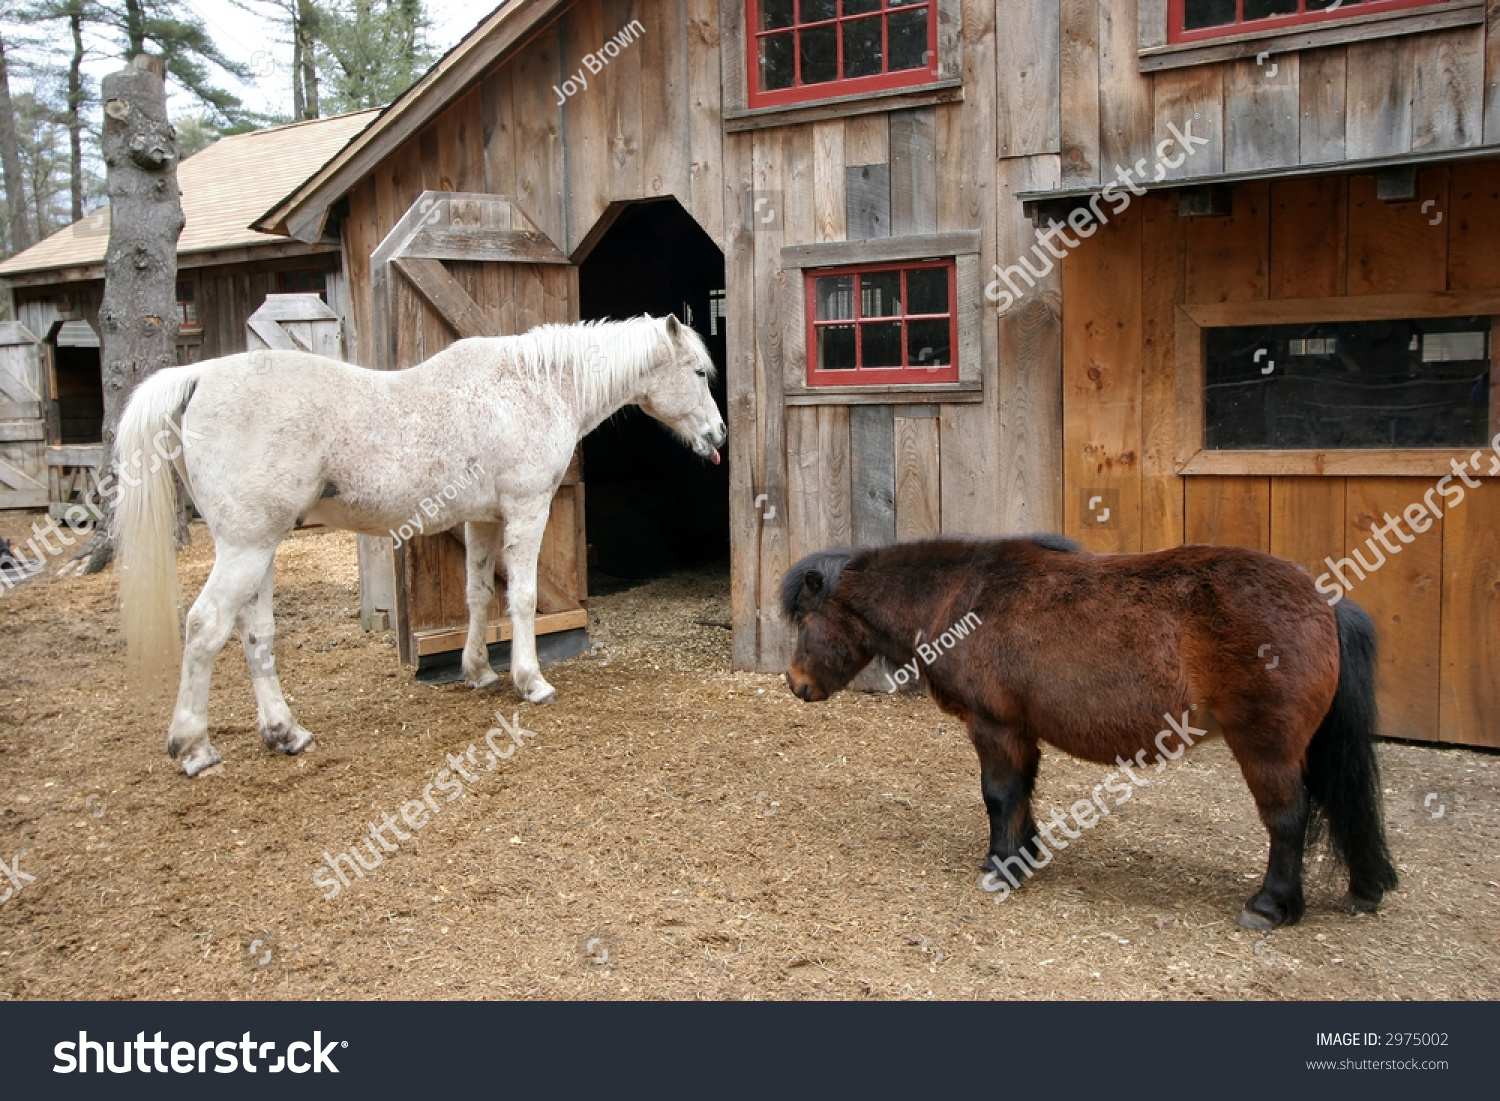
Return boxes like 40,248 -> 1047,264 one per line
0,322 -> 48,510
370,191 -> 588,674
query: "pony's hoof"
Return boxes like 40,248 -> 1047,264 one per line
264,723 -> 315,756
523,684 -> 558,705
1236,908 -> 1278,931
1339,891 -> 1380,915
465,669 -> 500,690
181,744 -> 223,777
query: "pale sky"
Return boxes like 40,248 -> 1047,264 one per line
59,0 -> 500,121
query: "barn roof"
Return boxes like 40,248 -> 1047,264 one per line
0,108 -> 379,283
254,0 -> 570,243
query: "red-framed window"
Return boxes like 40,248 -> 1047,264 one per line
278,268 -> 329,302
1169,0 -> 1450,44
747,0 -> 939,109
175,280 -> 199,331
806,260 -> 958,386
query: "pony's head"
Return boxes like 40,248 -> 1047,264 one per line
781,549 -> 874,702
638,315 -> 727,463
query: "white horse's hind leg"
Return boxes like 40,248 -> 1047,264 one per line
461,521 -> 503,689
500,498 -> 557,704
166,543 -> 276,776
236,560 -> 315,756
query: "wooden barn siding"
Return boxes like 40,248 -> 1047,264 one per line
1060,160 -> 1500,748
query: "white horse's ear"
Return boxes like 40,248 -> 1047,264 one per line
664,314 -> 681,340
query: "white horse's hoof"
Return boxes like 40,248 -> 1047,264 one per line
465,669 -> 501,690
523,683 -> 558,705
181,744 -> 223,777
264,722 -> 315,756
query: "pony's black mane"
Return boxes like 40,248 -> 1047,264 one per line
780,534 -> 1082,622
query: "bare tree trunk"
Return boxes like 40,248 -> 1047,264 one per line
298,0 -> 320,118
79,55 -> 184,575
0,32 -> 33,255
291,10 -> 305,119
68,11 -> 86,222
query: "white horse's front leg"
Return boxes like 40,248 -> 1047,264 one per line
167,544 -> 276,776
461,520 -> 503,689
236,560 -> 315,756
499,499 -> 557,704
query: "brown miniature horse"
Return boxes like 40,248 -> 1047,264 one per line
782,536 -> 1397,929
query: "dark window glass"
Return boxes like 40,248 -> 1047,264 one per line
844,0 -> 882,14
819,325 -> 858,368
863,321 -> 903,366
1243,0 -> 1300,19
761,0 -> 795,29
861,270 -> 902,317
761,32 -> 795,89
815,274 -> 854,320
908,319 -> 951,366
1203,317 -> 1492,450
1184,0 -> 1237,29
888,8 -> 928,70
843,17 -> 884,78
800,23 -> 839,83
176,281 -> 198,328
801,0 -> 837,21
907,266 -> 948,314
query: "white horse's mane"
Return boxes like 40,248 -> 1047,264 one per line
497,315 -> 714,412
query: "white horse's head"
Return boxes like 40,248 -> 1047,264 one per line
638,315 -> 727,464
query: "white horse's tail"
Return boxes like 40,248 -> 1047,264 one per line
115,365 -> 202,691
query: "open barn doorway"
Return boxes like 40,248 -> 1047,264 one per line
578,199 -> 729,586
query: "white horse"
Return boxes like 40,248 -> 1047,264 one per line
115,315 -> 726,776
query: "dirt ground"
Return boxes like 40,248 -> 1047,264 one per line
1,513 -> 1496,1001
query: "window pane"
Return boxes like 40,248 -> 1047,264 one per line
889,0 -> 926,6
1308,0 -> 1364,10
760,33 -> 795,90
906,267 -> 948,315
800,24 -> 839,84
1203,318 -> 1493,450
888,8 -> 928,71
1243,0 -> 1300,19
801,0 -> 837,21
844,0 -> 882,14
1183,0 -> 1237,30
818,325 -> 857,369
815,275 -> 854,320
842,16 -> 883,79
760,0 -> 795,29
908,319 -> 950,367
860,270 -> 902,317
862,321 -> 903,367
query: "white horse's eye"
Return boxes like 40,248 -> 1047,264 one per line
695,368 -> 707,378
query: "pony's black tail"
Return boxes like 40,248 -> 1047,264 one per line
1305,599 -> 1398,910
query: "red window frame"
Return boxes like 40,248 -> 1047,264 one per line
1169,0 -> 1450,44
175,280 -> 199,331
277,268 -> 329,301
746,0 -> 940,109
805,259 -> 959,387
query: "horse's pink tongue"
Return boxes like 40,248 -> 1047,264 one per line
711,448 -> 721,465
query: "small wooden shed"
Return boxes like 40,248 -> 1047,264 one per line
0,109 -> 375,516
257,0 -> 1498,746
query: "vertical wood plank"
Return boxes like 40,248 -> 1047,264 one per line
996,0 -> 1061,157
1347,166 -> 1450,295
1411,25 -> 1484,153
1344,478 -> 1443,742
640,0 -> 691,205
1184,476 -> 1270,551
1225,53 -> 1300,173
844,113 -> 890,165
1270,477 -> 1346,579
1152,65 -> 1225,180
1059,0 -> 1101,185
1062,198 -> 1142,552
561,6 -> 608,252
1270,175 -> 1347,300
1139,190 -> 1185,551
781,126 -> 816,393
1446,159 -> 1500,290
725,128 -> 760,670
1439,470 -> 1500,747
603,0 -> 645,204
687,0 -> 725,244
785,405 -> 823,563
817,404 -> 853,546
890,107 -> 937,236
1299,46 -> 1347,164
1185,181 -> 1270,304
1486,0 -> 1500,144
894,412 -> 941,539
812,120 -> 847,242
482,66 -> 518,199
512,26 -> 566,250
850,404 -> 897,546
845,164 -> 891,239
1098,0 -> 1153,180
1345,36 -> 1413,161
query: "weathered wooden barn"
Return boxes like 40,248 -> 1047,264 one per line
0,109 -> 374,514
256,0 -> 1498,747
